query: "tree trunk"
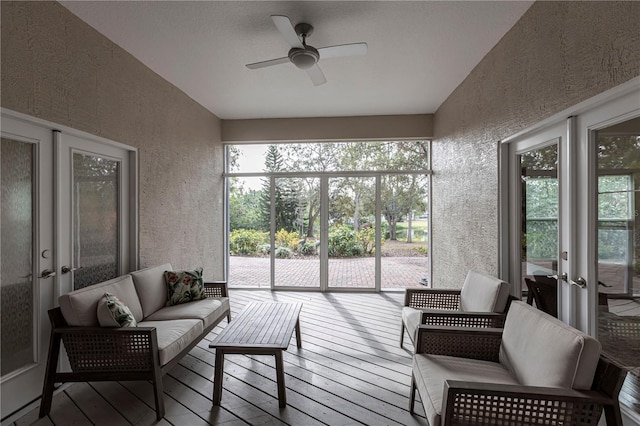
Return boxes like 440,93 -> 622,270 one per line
353,193 -> 361,232
307,204 -> 319,238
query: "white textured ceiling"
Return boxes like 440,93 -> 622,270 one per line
60,1 -> 533,120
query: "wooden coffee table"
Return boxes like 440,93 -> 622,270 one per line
209,302 -> 302,407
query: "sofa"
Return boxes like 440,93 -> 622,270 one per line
401,270 -> 512,348
38,263 -> 231,420
409,301 -> 626,425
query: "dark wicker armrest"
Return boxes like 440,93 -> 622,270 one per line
419,310 -> 506,328
414,325 -> 503,361
56,326 -> 157,373
404,288 -> 461,310
204,281 -> 229,298
442,380 -> 612,425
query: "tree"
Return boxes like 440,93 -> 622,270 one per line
260,145 -> 300,233
229,185 -> 262,230
280,143 -> 342,237
373,141 -> 429,240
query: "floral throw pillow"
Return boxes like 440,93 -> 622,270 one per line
164,267 -> 206,306
97,292 -> 137,327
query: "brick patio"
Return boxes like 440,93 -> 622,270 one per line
228,256 -> 428,289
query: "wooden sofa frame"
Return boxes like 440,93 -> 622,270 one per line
39,281 -> 231,421
409,325 -> 627,426
400,288 -> 517,347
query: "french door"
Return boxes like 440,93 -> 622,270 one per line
0,111 -> 136,420
504,80 -> 640,421
1,116 -> 54,419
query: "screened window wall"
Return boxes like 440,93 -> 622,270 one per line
224,141 -> 431,291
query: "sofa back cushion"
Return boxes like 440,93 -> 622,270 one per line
459,271 -> 511,313
59,275 -> 143,326
499,301 -> 601,390
131,263 -> 173,318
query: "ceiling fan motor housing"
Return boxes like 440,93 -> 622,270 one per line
288,45 -> 319,70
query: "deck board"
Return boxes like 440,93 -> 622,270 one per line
16,290 -> 426,425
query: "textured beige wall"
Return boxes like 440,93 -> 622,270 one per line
1,1 -> 225,278
431,1 -> 640,288
222,114 -> 433,142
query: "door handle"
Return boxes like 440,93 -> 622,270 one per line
570,277 -> 587,288
39,269 -> 56,279
547,273 -> 568,282
61,265 -> 83,274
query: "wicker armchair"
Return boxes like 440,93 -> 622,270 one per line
400,271 -> 512,348
409,302 -> 626,426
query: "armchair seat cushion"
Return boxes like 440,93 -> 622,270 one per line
145,297 -> 230,329
414,354 -> 519,426
137,319 -> 203,366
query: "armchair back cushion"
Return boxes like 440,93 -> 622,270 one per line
499,302 -> 601,390
459,271 -> 511,313
59,275 -> 143,326
131,263 -> 173,318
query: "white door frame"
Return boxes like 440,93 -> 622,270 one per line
54,131 -> 136,295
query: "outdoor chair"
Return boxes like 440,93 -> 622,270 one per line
409,301 -> 626,425
525,275 -> 558,317
400,270 -> 512,348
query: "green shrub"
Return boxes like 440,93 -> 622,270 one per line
356,227 -> 377,255
328,224 -> 363,257
229,229 -> 267,255
258,244 -> 271,255
275,229 -> 301,250
299,240 -> 317,255
275,246 -> 292,258
413,246 -> 428,255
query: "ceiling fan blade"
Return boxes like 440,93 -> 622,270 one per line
307,64 -> 327,86
318,42 -> 368,60
271,15 -> 304,49
246,56 -> 290,70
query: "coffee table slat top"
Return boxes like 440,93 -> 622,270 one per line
210,302 -> 302,349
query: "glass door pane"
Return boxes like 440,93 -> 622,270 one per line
72,153 -> 120,289
1,138 -> 35,376
273,177 -> 320,288
520,144 -> 559,316
328,177 -> 376,289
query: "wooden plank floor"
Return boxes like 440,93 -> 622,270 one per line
11,290 -> 427,426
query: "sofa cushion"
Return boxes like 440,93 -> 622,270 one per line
137,319 -> 203,366
146,297 -> 230,329
459,271 -> 511,313
97,293 -> 137,327
59,275 -> 143,326
131,263 -> 173,318
414,353 -> 519,426
402,307 -> 422,342
164,268 -> 206,306
499,301 -> 601,390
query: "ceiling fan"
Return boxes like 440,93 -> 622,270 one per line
246,15 -> 368,86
